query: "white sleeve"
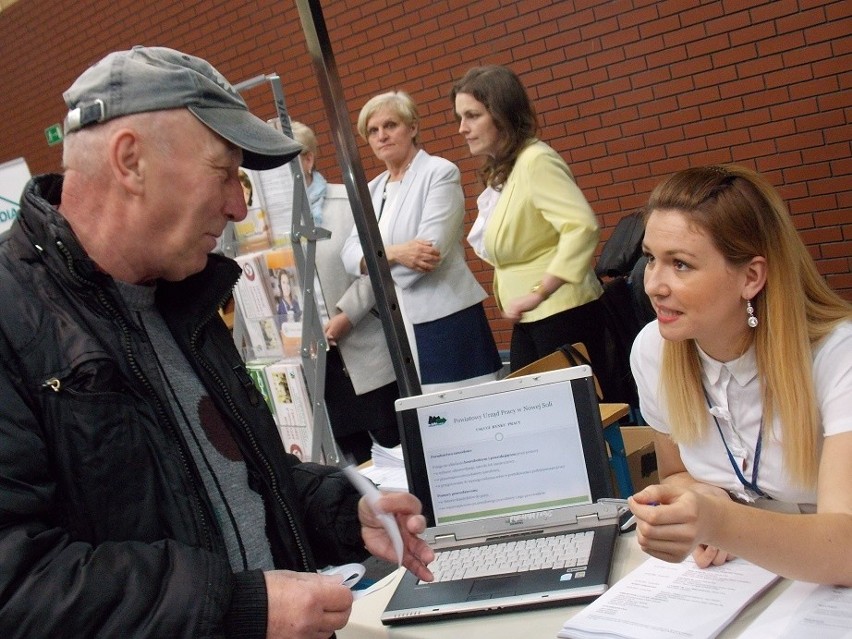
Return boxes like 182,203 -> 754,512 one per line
812,321 -> 852,438
629,321 -> 670,435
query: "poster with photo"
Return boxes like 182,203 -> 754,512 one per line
233,168 -> 272,253
263,247 -> 303,359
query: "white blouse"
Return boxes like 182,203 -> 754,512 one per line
467,186 -> 501,260
630,320 -> 852,507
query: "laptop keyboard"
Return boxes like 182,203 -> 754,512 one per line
427,530 -> 594,583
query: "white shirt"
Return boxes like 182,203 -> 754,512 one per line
630,320 -> 852,506
467,186 -> 501,260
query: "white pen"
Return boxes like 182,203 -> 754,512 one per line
621,501 -> 659,531
342,465 -> 404,566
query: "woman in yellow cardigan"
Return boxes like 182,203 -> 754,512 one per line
451,65 -> 606,372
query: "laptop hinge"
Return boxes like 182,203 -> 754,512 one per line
576,513 -> 601,525
434,533 -> 457,544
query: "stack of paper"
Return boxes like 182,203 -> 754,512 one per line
370,443 -> 404,468
557,556 -> 779,639
361,444 -> 408,491
738,581 -> 852,638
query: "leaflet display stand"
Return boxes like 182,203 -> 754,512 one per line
233,73 -> 339,465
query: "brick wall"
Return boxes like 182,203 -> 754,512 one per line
1,0 -> 849,349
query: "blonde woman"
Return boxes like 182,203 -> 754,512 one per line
628,165 -> 852,585
342,91 -> 501,392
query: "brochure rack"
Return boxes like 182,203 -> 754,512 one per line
232,73 -> 338,464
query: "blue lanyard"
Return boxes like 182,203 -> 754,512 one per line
703,389 -> 766,498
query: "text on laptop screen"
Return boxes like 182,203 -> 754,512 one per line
416,380 -> 593,526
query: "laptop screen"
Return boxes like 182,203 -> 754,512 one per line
396,366 -> 614,528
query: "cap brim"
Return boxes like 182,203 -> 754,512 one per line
189,106 -> 302,171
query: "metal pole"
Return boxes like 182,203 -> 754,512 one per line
294,0 -> 422,398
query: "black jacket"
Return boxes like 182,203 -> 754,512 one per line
0,175 -> 365,638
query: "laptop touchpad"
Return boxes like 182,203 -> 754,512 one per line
468,575 -> 519,599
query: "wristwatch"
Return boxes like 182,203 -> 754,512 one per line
530,281 -> 551,300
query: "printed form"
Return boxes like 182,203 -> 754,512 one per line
738,580 -> 852,639
557,556 -> 779,639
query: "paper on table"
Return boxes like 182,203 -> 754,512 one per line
369,443 -> 404,468
360,466 -> 408,492
557,556 -> 779,639
362,443 -> 408,491
738,581 -> 852,638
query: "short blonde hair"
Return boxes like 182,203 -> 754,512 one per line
290,121 -> 318,156
356,91 -> 419,144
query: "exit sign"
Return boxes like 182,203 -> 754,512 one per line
45,124 -> 63,146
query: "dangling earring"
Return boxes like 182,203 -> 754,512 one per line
746,299 -> 758,328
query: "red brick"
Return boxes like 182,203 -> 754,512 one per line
776,130 -> 826,152
661,23 -> 706,49
825,123 -> 852,144
765,63 -> 815,89
770,97 -> 819,121
756,30 -> 807,57
731,140 -> 779,161
680,2 -> 725,27
730,20 -> 777,47
0,0 -> 846,305
801,142 -> 850,165
720,76 -> 766,99
813,208 -> 850,227
707,129 -> 752,150
738,53 -> 786,79
800,226 -> 844,245
699,96 -> 747,119
686,33 -> 732,58
756,150 -> 803,172
650,46 -> 692,72
639,13 -> 679,39
749,0 -> 799,22
797,110 -> 847,133
713,43 -> 761,69
813,53 -> 852,80
652,76 -> 695,99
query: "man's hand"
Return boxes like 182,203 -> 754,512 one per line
264,570 -> 353,639
386,239 -> 440,272
359,491 -> 435,582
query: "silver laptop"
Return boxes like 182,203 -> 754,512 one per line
382,365 -> 621,625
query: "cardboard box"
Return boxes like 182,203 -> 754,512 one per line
620,426 -> 659,494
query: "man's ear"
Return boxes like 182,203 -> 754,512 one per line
743,255 -> 767,300
108,128 -> 145,195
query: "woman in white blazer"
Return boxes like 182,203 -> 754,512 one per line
341,91 -> 502,392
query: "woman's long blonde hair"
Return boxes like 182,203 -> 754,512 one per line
648,165 -> 850,486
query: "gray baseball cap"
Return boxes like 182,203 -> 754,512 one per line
63,45 -> 301,170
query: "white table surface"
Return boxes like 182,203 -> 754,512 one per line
338,532 -> 791,639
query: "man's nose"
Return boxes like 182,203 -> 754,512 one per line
227,180 -> 248,222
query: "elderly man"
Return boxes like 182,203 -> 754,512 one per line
0,46 -> 432,638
